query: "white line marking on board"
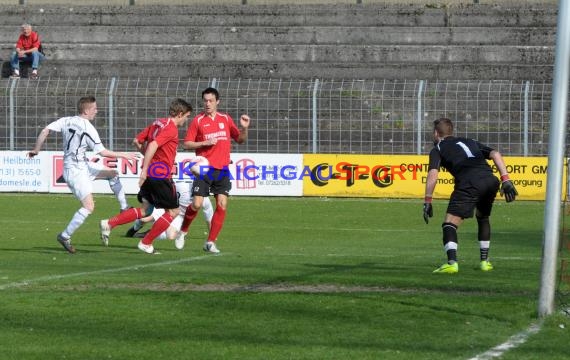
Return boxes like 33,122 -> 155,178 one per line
468,321 -> 543,360
0,254 -> 218,290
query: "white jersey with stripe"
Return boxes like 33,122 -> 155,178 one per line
47,116 -> 106,170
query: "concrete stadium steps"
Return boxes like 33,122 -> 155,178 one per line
0,3 -> 557,80
0,26 -> 556,46
0,43 -> 555,64
0,4 -> 557,27
1,60 -> 552,81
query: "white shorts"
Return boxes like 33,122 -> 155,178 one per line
64,162 -> 107,201
175,180 -> 193,215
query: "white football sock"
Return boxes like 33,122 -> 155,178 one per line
63,207 -> 91,238
108,175 -> 128,210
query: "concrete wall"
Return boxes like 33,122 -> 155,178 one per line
0,3 -> 558,80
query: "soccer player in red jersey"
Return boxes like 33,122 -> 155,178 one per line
178,87 -> 250,253
100,98 -> 193,254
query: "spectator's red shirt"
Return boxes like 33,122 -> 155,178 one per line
142,118 -> 179,177
184,112 -> 240,169
16,31 -> 41,51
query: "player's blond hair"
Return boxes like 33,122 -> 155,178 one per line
77,96 -> 96,114
434,118 -> 454,137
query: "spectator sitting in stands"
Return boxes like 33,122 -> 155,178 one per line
10,23 -> 45,80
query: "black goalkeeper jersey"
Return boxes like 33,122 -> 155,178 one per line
428,136 -> 495,184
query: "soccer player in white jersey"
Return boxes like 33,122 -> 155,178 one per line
27,96 -> 137,253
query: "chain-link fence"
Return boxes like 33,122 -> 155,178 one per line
0,78 -> 554,156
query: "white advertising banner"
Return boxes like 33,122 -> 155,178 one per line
0,151 -> 303,197
229,153 -> 303,196
0,151 -> 50,192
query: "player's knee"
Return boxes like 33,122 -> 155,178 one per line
191,200 -> 203,211
108,174 -> 120,185
442,222 -> 457,230
216,199 -> 227,210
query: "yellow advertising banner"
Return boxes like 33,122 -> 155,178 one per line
302,154 -> 564,200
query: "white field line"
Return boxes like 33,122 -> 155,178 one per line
468,321 -> 543,360
0,254 -> 216,290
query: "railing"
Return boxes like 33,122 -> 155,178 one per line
0,78 -> 554,156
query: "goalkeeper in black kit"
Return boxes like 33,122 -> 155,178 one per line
422,118 -> 518,274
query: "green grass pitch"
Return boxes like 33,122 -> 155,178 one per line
0,194 -> 568,360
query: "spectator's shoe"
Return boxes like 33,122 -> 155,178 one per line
203,241 -> 220,254
433,262 -> 458,274
480,260 -> 494,272
29,73 -> 38,80
9,72 -> 20,79
100,219 -> 111,246
137,241 -> 155,254
125,226 -> 138,237
57,233 -> 76,254
175,231 -> 186,250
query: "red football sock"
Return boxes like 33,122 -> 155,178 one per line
208,206 -> 226,242
180,206 -> 198,233
141,212 -> 173,245
109,208 -> 143,228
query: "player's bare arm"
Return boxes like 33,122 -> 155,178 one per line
98,149 -> 138,162
27,127 -> 51,158
490,150 -> 518,202
236,114 -> 250,144
422,168 -> 439,224
424,168 -> 439,198
183,137 -> 217,150
489,150 -> 509,177
133,138 -> 145,154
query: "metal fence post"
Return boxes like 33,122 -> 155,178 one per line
211,78 -> 217,89
539,0 -> 570,317
524,80 -> 530,157
9,79 -> 18,151
312,79 -> 320,154
108,77 -> 117,151
416,80 -> 425,155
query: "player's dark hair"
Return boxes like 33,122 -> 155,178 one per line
168,98 -> 193,117
77,96 -> 96,114
202,87 -> 220,100
434,118 -> 454,137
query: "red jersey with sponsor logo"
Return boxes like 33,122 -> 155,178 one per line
139,118 -> 179,177
184,112 -> 240,169
16,31 -> 41,51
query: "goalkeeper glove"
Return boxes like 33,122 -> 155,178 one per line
423,196 -> 433,224
500,175 -> 518,203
